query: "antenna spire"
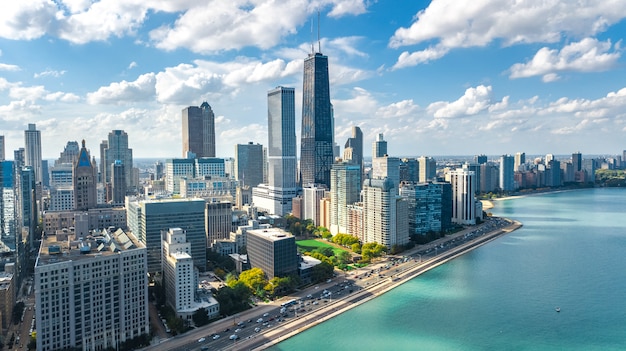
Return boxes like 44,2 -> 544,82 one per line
310,15 -> 314,54
317,10 -> 321,53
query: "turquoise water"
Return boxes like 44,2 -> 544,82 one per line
271,188 -> 626,350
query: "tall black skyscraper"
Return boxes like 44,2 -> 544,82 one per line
182,102 -> 215,158
300,52 -> 334,189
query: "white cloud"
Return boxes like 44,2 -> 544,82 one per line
509,38 -> 621,81
0,0 -> 57,40
427,85 -> 495,118
328,0 -> 368,18
377,99 -> 420,119
87,73 -> 156,105
0,63 -> 20,71
34,69 -> 66,78
128,61 -> 138,69
389,0 -> 626,67
392,46 -> 449,70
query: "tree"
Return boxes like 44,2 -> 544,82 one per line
311,261 -> 334,283
337,250 -> 352,264
322,231 -> 332,240
192,308 -> 210,327
351,242 -> 361,253
315,247 -> 334,257
239,267 -> 268,293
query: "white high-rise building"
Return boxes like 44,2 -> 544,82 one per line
35,229 -> 149,351
418,156 -> 437,182
449,168 -> 476,225
24,123 -> 43,184
303,185 -> 326,226
330,162 -> 362,235
372,155 -> 400,194
362,178 -> 409,249
253,87 -> 298,215
162,228 -> 195,315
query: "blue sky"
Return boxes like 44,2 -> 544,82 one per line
1,0 -> 626,159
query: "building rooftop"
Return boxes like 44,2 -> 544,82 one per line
247,228 -> 294,241
36,228 -> 144,267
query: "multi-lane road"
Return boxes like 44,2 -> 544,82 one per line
143,216 -> 520,351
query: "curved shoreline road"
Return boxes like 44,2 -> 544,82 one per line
142,216 -> 521,351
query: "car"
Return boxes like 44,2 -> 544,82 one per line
262,312 -> 269,317
254,327 -> 261,332
212,334 -> 220,340
235,328 -> 241,333
327,279 -> 332,283
237,321 -> 244,326
198,337 -> 206,342
257,318 -> 264,323
229,334 -> 239,340
201,346 -> 209,351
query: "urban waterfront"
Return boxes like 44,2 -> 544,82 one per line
270,188 -> 626,351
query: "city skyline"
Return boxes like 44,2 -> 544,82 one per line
1,1 -> 626,158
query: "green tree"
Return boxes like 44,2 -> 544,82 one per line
192,308 -> 210,327
351,242 -> 361,253
239,267 -> 268,293
337,250 -> 352,264
311,261 -> 334,283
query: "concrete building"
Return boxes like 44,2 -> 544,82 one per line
343,126 -> 364,178
499,154 -> 515,192
449,168 -> 476,225
24,123 -> 43,184
372,155 -> 400,194
514,152 -> 526,172
399,182 -> 451,235
372,133 -> 387,158
246,228 -> 298,279
126,197 -> 206,273
73,140 -> 98,211
102,130 -> 134,191
235,142 -> 264,188
35,228 -> 149,351
182,102 -> 216,158
1,161 -> 17,251
418,156 -> 437,182
302,185 -> 326,226
206,201 -> 233,247
0,272 -> 14,331
330,162 -> 362,235
42,207 -> 127,235
362,178 -> 409,249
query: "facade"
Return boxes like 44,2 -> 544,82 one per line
246,228 -> 298,279
418,156 -> 437,182
42,207 -> 127,235
399,182 -> 450,235
302,185 -> 326,226
73,140 -> 98,211
400,158 -> 419,183
0,161 -> 17,251
346,203 -> 364,242
102,130 -> 134,191
254,86 -> 298,216
0,135 -> 4,161
165,158 -> 195,194
35,229 -> 149,351
499,154 -> 515,191
126,197 -> 206,272
329,162 -> 362,235
24,123 -> 43,184
195,157 -> 226,178
449,168 -> 476,225
110,160 -> 127,205
161,228 -> 195,314
182,102 -> 216,158
206,201 -> 233,247
343,126 -> 364,177
0,272 -> 14,331
300,52 -> 334,189
372,155 -> 400,194
372,133 -> 387,158
514,152 -> 526,171
479,163 -> 499,193
362,178 -> 409,249
235,142 -> 264,187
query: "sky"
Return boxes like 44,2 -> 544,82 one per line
1,0 -> 626,160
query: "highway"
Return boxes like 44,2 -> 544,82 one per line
142,216 -> 520,351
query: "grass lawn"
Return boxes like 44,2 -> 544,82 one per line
296,239 -> 348,256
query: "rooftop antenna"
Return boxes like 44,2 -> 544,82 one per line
310,15 -> 314,54
317,10 -> 321,53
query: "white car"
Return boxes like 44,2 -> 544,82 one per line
229,334 -> 239,340
262,312 -> 269,317
197,337 -> 206,343
212,335 -> 220,340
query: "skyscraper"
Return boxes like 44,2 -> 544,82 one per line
449,168 -> 476,225
418,156 -> 437,182
362,178 -> 409,249
252,86 -> 298,215
514,152 -> 526,171
372,133 -> 387,158
182,102 -> 215,158
499,154 -> 515,191
24,123 -> 43,184
343,126 -> 363,176
73,140 -> 98,211
300,52 -> 334,189
572,152 -> 582,172
235,142 -> 264,187
330,162 -> 362,235
103,130 -> 133,190
0,135 -> 4,161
